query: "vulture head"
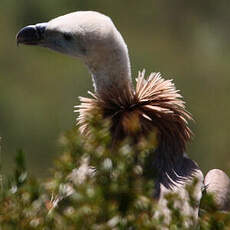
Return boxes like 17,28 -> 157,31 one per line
17,11 -> 131,95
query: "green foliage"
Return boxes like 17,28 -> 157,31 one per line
1,121 -> 230,229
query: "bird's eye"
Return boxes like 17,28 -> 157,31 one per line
63,33 -> 72,41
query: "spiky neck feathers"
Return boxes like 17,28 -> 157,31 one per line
76,71 -> 195,189
76,71 -> 192,157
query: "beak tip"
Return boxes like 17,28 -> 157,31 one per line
16,32 -> 22,46
16,23 -> 47,46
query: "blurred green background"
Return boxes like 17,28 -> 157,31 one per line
1,0 -> 230,177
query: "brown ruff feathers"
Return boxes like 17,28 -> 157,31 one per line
75,70 -> 192,156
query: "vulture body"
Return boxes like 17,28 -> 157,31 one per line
16,11 -> 230,224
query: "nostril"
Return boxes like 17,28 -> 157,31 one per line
35,23 -> 47,38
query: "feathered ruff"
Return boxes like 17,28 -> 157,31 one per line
75,70 -> 192,156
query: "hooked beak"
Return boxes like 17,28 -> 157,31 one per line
16,23 -> 47,46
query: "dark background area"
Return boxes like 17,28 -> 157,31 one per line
1,0 -> 230,177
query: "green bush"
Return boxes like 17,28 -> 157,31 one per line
1,119 -> 230,229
